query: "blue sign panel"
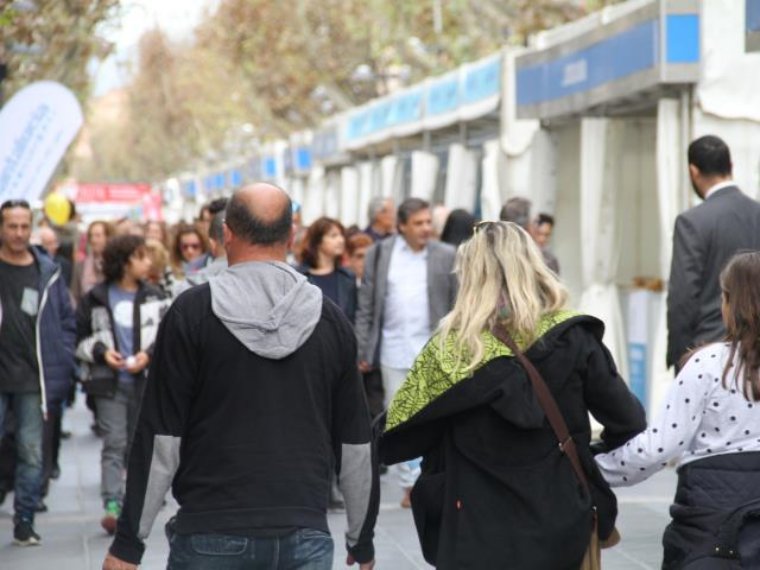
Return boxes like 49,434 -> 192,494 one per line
313,127 -> 339,160
426,74 -> 460,116
214,172 -> 225,190
464,58 -> 501,104
389,88 -> 424,127
346,109 -> 371,142
263,157 -> 277,179
203,175 -> 214,192
228,169 -> 243,187
628,342 -> 648,409
182,180 -> 197,198
517,20 -> 658,106
295,147 -> 312,171
369,100 -> 393,133
749,0 -> 760,31
666,14 -> 699,63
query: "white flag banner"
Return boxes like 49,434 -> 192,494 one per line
0,81 -> 84,201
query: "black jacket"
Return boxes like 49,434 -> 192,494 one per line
298,265 -> 358,323
663,452 -> 760,569
380,315 -> 646,569
109,283 -> 379,565
667,186 -> 760,368
75,281 -> 169,397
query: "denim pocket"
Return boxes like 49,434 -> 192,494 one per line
294,528 -> 334,566
190,534 -> 248,556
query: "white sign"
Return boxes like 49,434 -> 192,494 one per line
0,81 -> 84,201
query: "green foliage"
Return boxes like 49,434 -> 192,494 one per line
75,0 -> 593,183
1,0 -> 120,104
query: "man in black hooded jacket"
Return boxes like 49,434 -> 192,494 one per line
103,184 -> 379,570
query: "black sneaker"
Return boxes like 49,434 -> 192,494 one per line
13,520 -> 41,546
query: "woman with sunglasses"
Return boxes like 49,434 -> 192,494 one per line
380,221 -> 646,569
596,251 -> 760,569
170,225 -> 208,280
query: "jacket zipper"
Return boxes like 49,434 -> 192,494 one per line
35,267 -> 60,417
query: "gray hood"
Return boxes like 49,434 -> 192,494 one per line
209,260 -> 322,359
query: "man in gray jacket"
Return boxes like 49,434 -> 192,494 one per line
667,135 -> 760,370
355,197 -> 457,506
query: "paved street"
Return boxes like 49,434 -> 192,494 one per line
1,399 -> 676,569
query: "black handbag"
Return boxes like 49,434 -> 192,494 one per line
81,362 -> 118,398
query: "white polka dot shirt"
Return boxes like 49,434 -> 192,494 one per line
595,342 -> 760,487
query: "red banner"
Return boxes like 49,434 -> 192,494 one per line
74,183 -> 152,203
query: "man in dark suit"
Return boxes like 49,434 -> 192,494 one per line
667,135 -> 760,370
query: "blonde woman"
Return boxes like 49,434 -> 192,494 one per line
380,221 -> 646,569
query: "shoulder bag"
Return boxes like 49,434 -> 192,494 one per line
491,323 -> 620,570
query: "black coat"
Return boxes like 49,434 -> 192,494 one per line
380,315 -> 646,569
663,452 -> 760,569
298,265 -> 357,324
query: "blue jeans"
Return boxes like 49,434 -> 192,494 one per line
0,392 -> 43,522
167,527 -> 334,570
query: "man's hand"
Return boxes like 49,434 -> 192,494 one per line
358,360 -> 373,374
102,553 -> 138,570
104,349 -> 125,370
346,554 -> 375,569
125,351 -> 150,374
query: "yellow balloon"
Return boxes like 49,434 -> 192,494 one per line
44,192 -> 71,226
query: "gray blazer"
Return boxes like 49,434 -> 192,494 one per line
355,236 -> 458,366
666,186 -> 760,369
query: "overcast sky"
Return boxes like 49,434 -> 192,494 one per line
93,0 -> 219,96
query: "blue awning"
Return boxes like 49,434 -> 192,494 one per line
748,0 -> 760,51
516,0 -> 700,119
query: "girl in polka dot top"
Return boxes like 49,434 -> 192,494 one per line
596,251 -> 760,567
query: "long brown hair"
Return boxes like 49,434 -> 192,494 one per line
171,224 -> 209,267
301,217 -> 344,270
720,251 -> 760,400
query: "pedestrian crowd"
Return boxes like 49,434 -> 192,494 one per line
0,134 -> 758,569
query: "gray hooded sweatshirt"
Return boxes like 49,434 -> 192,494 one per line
209,260 -> 322,359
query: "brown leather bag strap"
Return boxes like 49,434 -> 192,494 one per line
491,324 -> 590,494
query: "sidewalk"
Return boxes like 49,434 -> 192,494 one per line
0,399 -> 675,569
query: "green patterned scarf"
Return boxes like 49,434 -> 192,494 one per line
386,310 -> 579,431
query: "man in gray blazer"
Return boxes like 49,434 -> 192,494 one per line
667,135 -> 760,370
355,197 -> 457,506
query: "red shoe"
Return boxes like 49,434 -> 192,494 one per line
101,500 -> 120,535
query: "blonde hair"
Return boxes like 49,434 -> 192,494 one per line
438,221 -> 568,373
144,238 -> 169,284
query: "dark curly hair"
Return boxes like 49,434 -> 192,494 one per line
301,217 -> 345,270
103,234 -> 146,283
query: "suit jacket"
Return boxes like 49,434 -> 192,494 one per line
355,236 -> 458,366
666,186 -> 760,368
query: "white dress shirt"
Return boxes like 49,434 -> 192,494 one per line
596,342 -> 760,487
380,237 -> 431,370
703,180 -> 735,200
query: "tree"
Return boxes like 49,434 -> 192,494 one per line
74,0 -> 609,182
0,0 -> 120,104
